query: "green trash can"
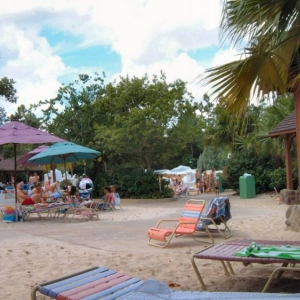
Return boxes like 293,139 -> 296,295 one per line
239,175 -> 256,198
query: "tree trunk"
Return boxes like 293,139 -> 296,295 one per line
295,89 -> 300,188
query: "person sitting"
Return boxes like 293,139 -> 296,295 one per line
110,185 -> 121,207
44,176 -> 52,192
45,182 -> 62,201
17,182 -> 43,205
99,186 -> 114,210
30,182 -> 45,203
67,186 -> 80,207
175,183 -> 188,196
0,182 -> 5,193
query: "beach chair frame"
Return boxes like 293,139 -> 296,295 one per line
197,197 -> 232,239
191,239 -> 300,293
148,199 -> 214,248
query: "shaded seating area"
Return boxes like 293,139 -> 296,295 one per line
31,266 -> 300,300
191,239 -> 300,293
197,196 -> 232,241
148,199 -> 214,248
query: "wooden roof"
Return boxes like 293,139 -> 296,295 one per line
0,156 -> 44,172
269,111 -> 296,137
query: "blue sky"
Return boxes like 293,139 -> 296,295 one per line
0,0 -> 237,115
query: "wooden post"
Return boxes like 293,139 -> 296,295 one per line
285,134 -> 294,189
295,88 -> 300,188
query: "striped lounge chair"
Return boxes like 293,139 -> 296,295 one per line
148,199 -> 213,248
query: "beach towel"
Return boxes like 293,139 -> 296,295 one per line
235,242 -> 300,261
197,197 -> 231,229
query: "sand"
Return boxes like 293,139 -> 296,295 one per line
0,193 -> 300,299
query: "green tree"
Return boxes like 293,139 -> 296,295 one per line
94,73 -> 197,171
0,77 -> 18,124
203,0 -> 300,184
0,77 -> 17,103
38,73 -> 105,146
197,146 -> 227,171
10,104 -> 40,128
0,107 -> 8,125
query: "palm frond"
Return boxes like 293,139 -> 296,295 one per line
220,0 -> 299,45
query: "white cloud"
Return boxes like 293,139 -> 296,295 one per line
212,47 -> 240,67
0,25 -> 65,114
0,0 -> 224,114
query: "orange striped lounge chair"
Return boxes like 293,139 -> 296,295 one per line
148,199 -> 214,248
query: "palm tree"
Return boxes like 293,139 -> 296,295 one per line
204,0 -> 300,185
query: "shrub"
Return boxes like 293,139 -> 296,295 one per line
269,168 -> 286,191
226,149 -> 286,194
93,169 -> 173,199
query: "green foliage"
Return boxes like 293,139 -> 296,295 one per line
5,69 -> 296,197
93,170 -> 174,199
0,107 -> 8,125
94,73 -> 202,171
269,168 -> 287,191
10,104 -> 41,128
0,77 -> 17,103
37,73 -> 105,146
198,146 -> 227,171
226,149 -> 285,194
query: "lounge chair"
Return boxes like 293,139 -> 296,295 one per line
31,267 -> 144,300
191,239 -> 300,293
197,196 -> 232,239
148,199 -> 214,248
67,206 -> 99,221
31,266 -> 300,299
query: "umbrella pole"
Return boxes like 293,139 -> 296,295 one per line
14,144 -> 18,222
64,159 -> 67,182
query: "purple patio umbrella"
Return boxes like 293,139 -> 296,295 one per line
0,120 -> 65,221
17,145 -> 49,167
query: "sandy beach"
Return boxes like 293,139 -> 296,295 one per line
1,192 -> 300,299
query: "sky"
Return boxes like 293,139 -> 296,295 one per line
0,0 -> 238,115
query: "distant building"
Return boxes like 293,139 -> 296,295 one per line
0,155 -> 44,183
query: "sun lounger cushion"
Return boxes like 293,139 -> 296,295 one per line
32,267 -> 144,300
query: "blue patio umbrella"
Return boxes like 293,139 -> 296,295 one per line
28,142 -> 101,181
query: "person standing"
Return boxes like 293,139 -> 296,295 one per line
209,168 -> 215,193
195,169 -> 201,184
215,178 -> 220,196
204,171 -> 209,193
